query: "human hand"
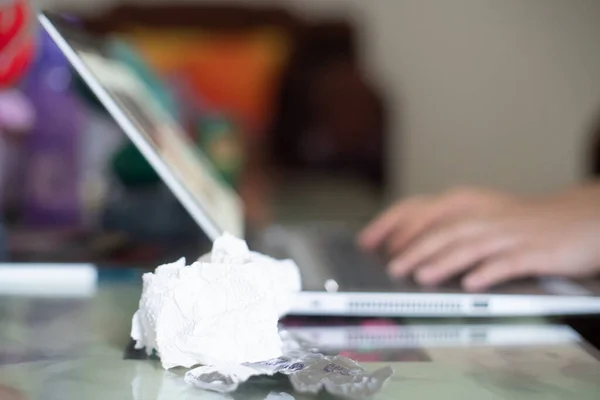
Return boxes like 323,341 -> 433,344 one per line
358,185 -> 600,291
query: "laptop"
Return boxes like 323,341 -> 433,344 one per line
40,11 -> 600,317
283,323 -> 585,353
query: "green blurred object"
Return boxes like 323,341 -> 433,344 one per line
196,115 -> 244,188
111,143 -> 160,187
107,39 -> 179,118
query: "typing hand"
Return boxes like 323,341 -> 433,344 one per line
358,186 -> 600,291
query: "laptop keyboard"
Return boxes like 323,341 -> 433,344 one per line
316,230 -> 396,290
261,225 -> 397,291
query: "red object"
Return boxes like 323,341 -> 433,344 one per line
0,0 -> 35,87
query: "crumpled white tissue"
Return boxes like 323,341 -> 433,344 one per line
130,233 -> 301,370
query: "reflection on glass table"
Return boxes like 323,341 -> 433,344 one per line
0,268 -> 599,399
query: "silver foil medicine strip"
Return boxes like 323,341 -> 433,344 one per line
184,330 -> 394,399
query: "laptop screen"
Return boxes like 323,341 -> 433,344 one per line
39,13 -> 244,241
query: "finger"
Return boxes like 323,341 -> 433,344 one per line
462,252 -> 536,292
388,219 -> 484,278
385,191 -> 477,255
358,198 -> 424,251
415,234 -> 518,286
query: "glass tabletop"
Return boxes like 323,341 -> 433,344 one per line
1,268 -> 599,400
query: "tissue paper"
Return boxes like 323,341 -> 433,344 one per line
130,233 -> 301,369
208,233 -> 301,317
130,234 -> 393,398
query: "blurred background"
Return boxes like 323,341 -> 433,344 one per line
2,0 -> 600,267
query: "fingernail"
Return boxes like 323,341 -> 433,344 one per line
357,233 -> 373,249
416,268 -> 435,285
463,276 -> 482,292
388,262 -> 406,278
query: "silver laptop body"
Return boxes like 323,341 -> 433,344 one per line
40,12 -> 600,317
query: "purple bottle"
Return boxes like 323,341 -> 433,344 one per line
21,31 -> 83,228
